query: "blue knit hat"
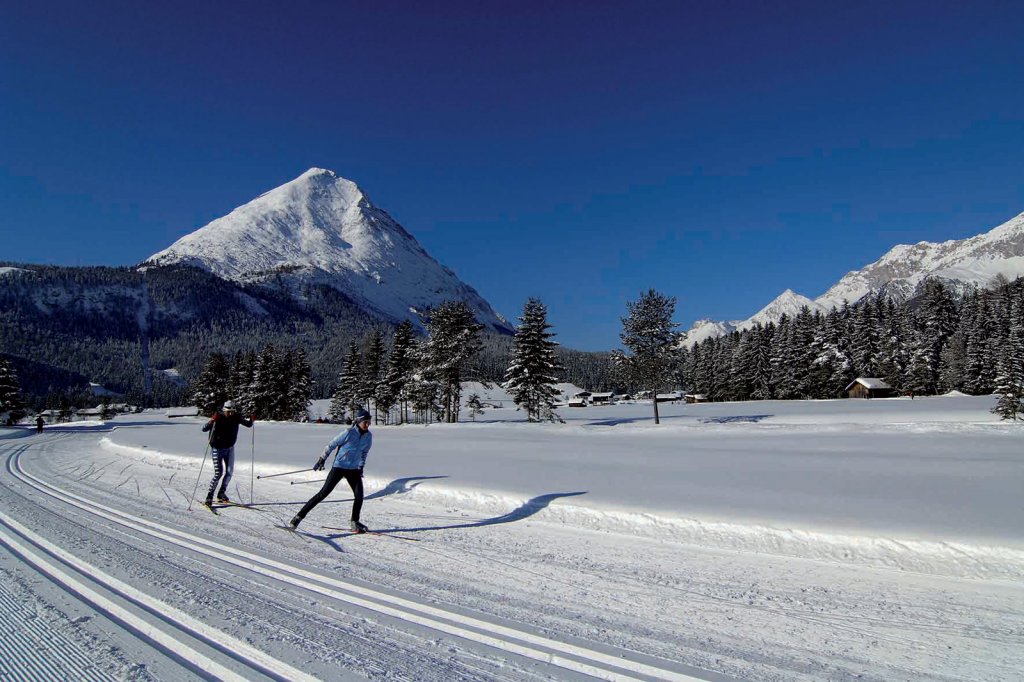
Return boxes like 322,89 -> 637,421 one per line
354,408 -> 371,423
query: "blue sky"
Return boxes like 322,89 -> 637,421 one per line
2,1 -> 1023,351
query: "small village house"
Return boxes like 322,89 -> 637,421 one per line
845,378 -> 895,399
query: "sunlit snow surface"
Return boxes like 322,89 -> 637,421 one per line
108,393 -> 1023,580
6,393 -> 1022,681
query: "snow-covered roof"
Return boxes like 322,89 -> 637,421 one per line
845,378 -> 892,391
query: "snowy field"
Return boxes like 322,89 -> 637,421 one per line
1,393 -> 1022,681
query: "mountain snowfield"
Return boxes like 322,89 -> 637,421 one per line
146,168 -> 511,333
686,211 -> 1024,346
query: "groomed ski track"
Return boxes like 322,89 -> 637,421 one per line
1,434 -> 721,681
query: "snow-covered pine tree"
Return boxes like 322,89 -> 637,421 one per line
850,297 -> 881,377
619,289 -> 683,424
409,365 -> 441,425
362,329 -> 386,422
504,297 -> 563,422
466,392 -> 484,421
191,352 -> 230,416
328,342 -> 361,423
0,356 -> 26,425
288,347 -> 312,421
913,278 -> 959,394
228,350 -> 257,415
992,299 -> 1024,419
750,323 -> 775,400
711,333 -> 736,401
810,308 -> 849,397
421,301 -> 484,423
878,301 -> 912,393
249,344 -> 280,420
770,314 -> 800,399
966,294 -> 999,393
379,320 -> 416,424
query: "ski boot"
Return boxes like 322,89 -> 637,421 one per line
350,520 -> 369,534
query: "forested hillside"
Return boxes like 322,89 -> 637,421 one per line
0,263 -> 613,409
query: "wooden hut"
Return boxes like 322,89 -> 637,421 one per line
844,378 -> 895,399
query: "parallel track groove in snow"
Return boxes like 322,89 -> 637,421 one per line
0,511 -> 317,682
6,444 -> 712,682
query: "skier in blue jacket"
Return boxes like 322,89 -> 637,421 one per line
290,408 -> 373,532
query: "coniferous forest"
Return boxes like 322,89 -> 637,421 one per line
680,276 -> 1024,402
2,259 -> 1022,415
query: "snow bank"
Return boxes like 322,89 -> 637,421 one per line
366,482 -> 1024,582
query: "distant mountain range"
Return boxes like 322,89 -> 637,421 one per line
685,211 -> 1024,346
147,168 -> 512,335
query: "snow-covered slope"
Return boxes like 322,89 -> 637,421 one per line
686,211 -> 1024,346
146,169 -> 512,333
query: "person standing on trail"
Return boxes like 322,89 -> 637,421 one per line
290,408 -> 372,533
35,415 -> 45,434
201,400 -> 254,506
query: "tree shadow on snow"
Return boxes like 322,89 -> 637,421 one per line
699,415 -> 772,424
374,491 -> 588,537
586,414 -> 689,426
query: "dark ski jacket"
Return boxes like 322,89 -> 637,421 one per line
202,412 -> 253,449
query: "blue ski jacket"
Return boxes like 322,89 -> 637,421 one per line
324,424 -> 372,469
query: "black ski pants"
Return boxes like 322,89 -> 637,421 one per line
296,467 -> 363,522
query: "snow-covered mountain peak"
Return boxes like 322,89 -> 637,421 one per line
815,211 -> 1024,309
145,169 -> 511,333
686,211 -> 1024,347
749,289 -> 823,324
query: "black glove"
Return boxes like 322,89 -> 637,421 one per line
313,456 -> 325,472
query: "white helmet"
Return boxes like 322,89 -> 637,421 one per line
223,400 -> 235,410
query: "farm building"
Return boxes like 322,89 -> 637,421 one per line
590,392 -> 614,405
845,378 -> 896,399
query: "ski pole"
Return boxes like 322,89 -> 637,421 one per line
290,478 -> 326,485
187,442 -> 211,512
249,421 -> 255,506
256,467 -> 314,479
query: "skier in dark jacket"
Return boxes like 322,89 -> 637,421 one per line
201,400 -> 253,505
290,408 -> 372,533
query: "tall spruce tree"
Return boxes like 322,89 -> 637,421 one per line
421,301 -> 484,423
249,344 -> 281,419
328,342 -> 362,423
619,289 -> 683,424
992,300 -> 1024,419
290,347 -> 313,420
376,317 -> 415,419
362,329 -> 386,422
505,298 -> 564,422
0,356 -> 25,425
379,320 -> 416,424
